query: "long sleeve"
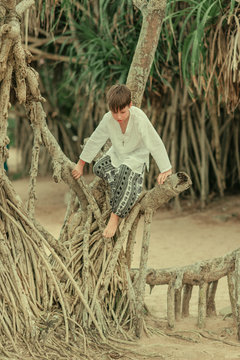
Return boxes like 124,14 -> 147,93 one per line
80,115 -> 109,163
139,112 -> 172,173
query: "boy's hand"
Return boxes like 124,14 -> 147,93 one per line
72,162 -> 84,180
157,169 -> 172,185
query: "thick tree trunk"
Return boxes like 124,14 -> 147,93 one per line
126,0 -> 166,106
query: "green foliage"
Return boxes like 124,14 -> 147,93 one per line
163,0 -> 224,86
38,0 -> 141,131
36,0 -> 239,104
61,1 -> 139,91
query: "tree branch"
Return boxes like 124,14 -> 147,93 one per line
139,172 -> 192,212
25,101 -> 89,210
131,248 -> 237,287
1,0 -> 16,11
127,0 -> 167,106
133,0 -> 148,13
16,0 -> 34,16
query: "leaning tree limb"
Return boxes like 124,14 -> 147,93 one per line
127,0 -> 167,106
140,172 -> 191,212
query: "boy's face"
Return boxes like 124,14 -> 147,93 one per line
110,103 -> 132,124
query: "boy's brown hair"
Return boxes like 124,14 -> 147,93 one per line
106,84 -> 131,112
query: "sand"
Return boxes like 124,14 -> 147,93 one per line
8,148 -> 240,360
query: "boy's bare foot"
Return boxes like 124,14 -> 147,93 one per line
103,213 -> 119,238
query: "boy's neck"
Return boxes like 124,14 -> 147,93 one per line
119,112 -> 130,134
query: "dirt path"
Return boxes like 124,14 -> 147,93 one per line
12,173 -> 240,360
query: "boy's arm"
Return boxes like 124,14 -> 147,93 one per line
79,115 -> 109,163
140,114 -> 172,174
72,159 -> 85,180
157,168 -> 172,185
72,115 -> 109,179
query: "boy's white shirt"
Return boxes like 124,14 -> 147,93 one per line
80,106 -> 172,174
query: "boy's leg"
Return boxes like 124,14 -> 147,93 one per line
93,155 -> 119,201
93,157 -> 144,238
110,164 -> 144,218
93,155 -> 115,181
93,155 -> 120,237
103,165 -> 144,238
102,212 -> 119,238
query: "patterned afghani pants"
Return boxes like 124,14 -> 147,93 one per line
93,155 -> 144,218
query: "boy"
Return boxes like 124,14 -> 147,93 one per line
72,84 -> 172,238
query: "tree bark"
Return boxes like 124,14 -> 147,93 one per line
134,209 -> 153,337
126,0 -> 167,106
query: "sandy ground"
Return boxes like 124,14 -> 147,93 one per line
8,149 -> 240,360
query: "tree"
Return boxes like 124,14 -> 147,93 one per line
0,0 -> 191,357
0,1 -> 239,359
